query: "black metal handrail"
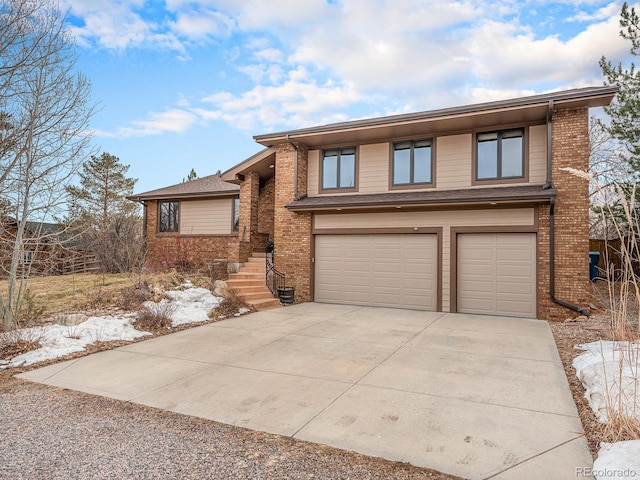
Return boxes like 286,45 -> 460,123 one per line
266,251 -> 286,296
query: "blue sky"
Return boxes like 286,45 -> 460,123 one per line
61,0 -> 633,194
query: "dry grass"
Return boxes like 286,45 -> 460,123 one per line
209,288 -> 252,320
0,272 -> 175,321
0,328 -> 43,360
133,302 -> 174,333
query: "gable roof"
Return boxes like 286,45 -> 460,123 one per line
128,174 -> 239,202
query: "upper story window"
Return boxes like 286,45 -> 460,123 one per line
322,146 -> 356,190
159,200 -> 179,233
476,128 -> 524,181
392,139 -> 433,186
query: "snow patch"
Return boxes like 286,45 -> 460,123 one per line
573,341 -> 640,423
8,316 -> 150,367
592,441 -> 640,479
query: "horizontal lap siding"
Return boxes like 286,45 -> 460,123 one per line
180,198 -> 233,235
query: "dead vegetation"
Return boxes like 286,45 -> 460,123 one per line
133,302 -> 174,333
209,288 -> 252,321
0,328 -> 43,360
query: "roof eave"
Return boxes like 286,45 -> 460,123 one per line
254,86 -> 618,146
127,191 -> 239,202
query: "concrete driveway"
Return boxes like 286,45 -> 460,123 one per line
18,304 -> 592,479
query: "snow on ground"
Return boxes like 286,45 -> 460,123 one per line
574,341 -> 640,479
6,315 -> 149,367
573,341 -> 640,423
161,284 -> 222,326
2,284 -> 226,368
592,441 -> 640,479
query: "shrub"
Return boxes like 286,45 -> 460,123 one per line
118,283 -> 153,311
0,328 -> 43,360
134,302 -> 174,333
209,288 -> 252,320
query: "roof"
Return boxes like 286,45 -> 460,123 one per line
128,174 -> 239,201
285,185 -> 556,212
254,86 -> 617,148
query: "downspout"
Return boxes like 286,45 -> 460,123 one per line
546,102 -> 589,317
286,134 -> 299,201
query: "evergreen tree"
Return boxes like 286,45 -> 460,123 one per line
183,168 -> 198,182
66,152 -> 139,272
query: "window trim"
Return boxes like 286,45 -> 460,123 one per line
389,138 -> 436,190
158,200 -> 180,234
472,127 -> 529,185
319,145 -> 359,193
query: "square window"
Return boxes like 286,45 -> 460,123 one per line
322,147 -> 356,190
392,139 -> 432,186
476,129 -> 524,180
159,201 -> 179,233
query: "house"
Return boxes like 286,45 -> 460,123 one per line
0,218 -> 95,276
130,86 -> 617,320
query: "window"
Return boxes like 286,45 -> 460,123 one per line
233,198 -> 239,232
159,201 -> 179,233
476,129 -> 524,180
23,251 -> 33,265
393,139 -> 432,185
322,147 -> 356,190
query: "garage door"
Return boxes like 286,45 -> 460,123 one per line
457,233 -> 536,318
315,234 -> 437,310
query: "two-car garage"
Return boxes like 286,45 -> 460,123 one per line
314,231 -> 537,319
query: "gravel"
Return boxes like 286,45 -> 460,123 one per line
0,374 -> 459,480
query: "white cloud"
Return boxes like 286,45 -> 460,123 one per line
197,68 -> 361,130
107,109 -> 197,138
566,2 -> 620,22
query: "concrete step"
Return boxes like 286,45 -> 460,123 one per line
250,252 -> 267,258
238,290 -> 277,301
226,279 -> 265,287
229,272 -> 264,280
246,297 -> 281,309
228,285 -> 271,294
241,265 -> 267,272
246,257 -> 267,264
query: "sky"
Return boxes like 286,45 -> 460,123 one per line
59,0 -> 634,195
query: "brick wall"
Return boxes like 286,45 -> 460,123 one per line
538,107 -> 591,320
145,199 -> 239,271
258,175 -> 275,239
273,142 -> 312,302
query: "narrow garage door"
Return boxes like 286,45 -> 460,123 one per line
457,233 -> 536,318
314,234 -> 437,310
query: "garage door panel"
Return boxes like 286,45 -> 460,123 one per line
315,234 -> 437,311
458,233 -> 536,319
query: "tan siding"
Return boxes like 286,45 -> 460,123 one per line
359,143 -> 389,193
435,134 -> 472,190
308,150 -> 319,197
314,208 -> 535,312
529,124 -> 547,184
180,198 -> 233,235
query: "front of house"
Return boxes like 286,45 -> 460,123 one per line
130,86 -> 617,321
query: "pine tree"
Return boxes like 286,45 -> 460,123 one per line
66,152 -> 139,272
183,168 -> 198,182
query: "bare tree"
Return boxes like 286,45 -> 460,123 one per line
0,0 -> 94,330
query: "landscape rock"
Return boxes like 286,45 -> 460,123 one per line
54,313 -> 88,326
564,315 -> 588,323
213,280 -> 228,297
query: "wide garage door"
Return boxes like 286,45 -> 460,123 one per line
315,234 -> 437,310
457,233 -> 536,318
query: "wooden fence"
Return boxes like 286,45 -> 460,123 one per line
59,254 -> 100,275
589,238 -> 640,277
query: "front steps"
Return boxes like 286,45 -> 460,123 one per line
226,253 -> 281,310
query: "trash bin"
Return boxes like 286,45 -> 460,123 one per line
589,251 -> 600,282
277,286 -> 295,304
